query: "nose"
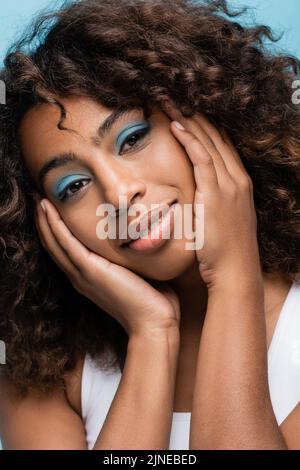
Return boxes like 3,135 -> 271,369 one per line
93,158 -> 147,212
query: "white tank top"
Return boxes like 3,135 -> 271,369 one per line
81,281 -> 300,450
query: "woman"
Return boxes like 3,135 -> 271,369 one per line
0,0 -> 300,449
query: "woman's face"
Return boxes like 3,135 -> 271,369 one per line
19,95 -> 197,281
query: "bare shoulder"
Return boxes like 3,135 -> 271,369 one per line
63,350 -> 86,418
280,402 -> 300,449
0,353 -> 87,449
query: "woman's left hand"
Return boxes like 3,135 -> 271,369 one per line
162,100 -> 262,290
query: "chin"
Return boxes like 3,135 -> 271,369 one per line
127,239 -> 196,281
77,231 -> 196,282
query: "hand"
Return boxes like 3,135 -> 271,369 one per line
161,100 -> 261,289
34,198 -> 181,339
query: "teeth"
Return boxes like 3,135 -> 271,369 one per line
127,205 -> 171,243
138,217 -> 161,238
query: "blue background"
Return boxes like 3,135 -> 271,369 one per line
1,0 -> 300,65
0,0 -> 299,450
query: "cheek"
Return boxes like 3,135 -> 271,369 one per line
153,137 -> 195,192
61,207 -> 125,262
61,208 -> 104,253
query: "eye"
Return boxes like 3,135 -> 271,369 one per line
59,178 -> 90,202
118,125 -> 150,155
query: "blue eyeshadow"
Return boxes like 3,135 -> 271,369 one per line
52,173 -> 89,199
115,122 -> 149,152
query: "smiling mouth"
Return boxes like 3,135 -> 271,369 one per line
120,200 -> 178,252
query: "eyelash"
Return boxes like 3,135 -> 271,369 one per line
59,178 -> 90,202
119,125 -> 150,154
58,126 -> 150,202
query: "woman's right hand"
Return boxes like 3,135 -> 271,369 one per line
34,197 -> 181,339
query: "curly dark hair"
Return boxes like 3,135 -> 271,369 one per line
1,0 -> 300,396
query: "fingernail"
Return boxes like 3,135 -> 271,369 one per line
173,121 -> 185,131
40,200 -> 46,212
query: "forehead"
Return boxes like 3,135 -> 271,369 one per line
18,96 -> 112,179
19,96 -> 109,155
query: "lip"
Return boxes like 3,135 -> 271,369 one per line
119,200 -> 177,247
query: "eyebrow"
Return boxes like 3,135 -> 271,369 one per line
38,152 -> 83,195
38,106 -> 143,194
95,107 -> 142,141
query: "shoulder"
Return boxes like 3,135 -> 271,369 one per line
0,350 -> 87,422
63,350 -> 86,418
0,350 -> 94,423
0,354 -> 87,449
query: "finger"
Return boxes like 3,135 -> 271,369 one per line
180,116 -> 231,181
34,205 -> 49,251
41,199 -> 119,279
194,113 -> 250,179
170,122 -> 219,194
41,199 -> 151,283
162,100 -> 249,182
221,128 -> 250,174
162,100 -> 232,184
35,201 -> 81,279
39,199 -> 97,275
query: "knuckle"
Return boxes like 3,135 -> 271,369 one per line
186,135 -> 200,152
239,174 -> 253,192
225,181 -> 239,198
214,159 -> 225,172
201,153 -> 214,165
70,275 -> 83,294
185,136 -> 213,165
80,267 -> 93,284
